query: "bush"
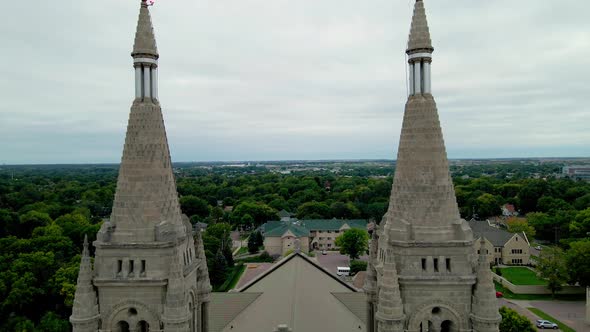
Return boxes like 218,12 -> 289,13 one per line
236,251 -> 274,263
495,267 -> 502,276
350,260 -> 368,275
499,306 -> 535,332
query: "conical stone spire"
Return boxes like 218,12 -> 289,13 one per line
364,231 -> 379,332
70,235 -> 99,332
162,245 -> 191,331
382,0 -> 472,243
195,228 -> 212,298
105,0 -> 185,243
407,0 -> 433,53
376,252 -> 405,332
471,238 -> 501,332
364,232 -> 379,298
132,0 -> 158,58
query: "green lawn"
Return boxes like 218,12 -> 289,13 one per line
235,246 -> 249,256
527,307 -> 575,332
500,267 -> 547,285
214,264 -> 247,292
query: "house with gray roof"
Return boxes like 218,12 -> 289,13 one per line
469,219 -> 531,265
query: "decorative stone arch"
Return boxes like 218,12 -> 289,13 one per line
104,300 -> 161,331
187,288 -> 198,332
406,299 -> 468,332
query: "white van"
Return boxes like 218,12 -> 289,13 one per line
337,266 -> 350,276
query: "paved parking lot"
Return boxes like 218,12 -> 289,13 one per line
315,251 -> 368,275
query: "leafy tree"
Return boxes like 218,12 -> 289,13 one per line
505,218 -> 535,238
499,306 -> 535,332
209,250 -> 228,287
536,247 -> 569,297
569,208 -> 590,238
241,214 -> 255,228
297,201 -> 330,219
254,230 -> 264,248
247,234 -> 258,254
179,196 -> 210,219
18,211 -> 52,238
526,212 -> 553,242
36,311 -> 70,332
518,180 -> 548,213
536,196 -> 573,214
232,201 -> 277,226
330,202 -> 361,219
335,229 -> 369,260
574,193 -> 590,210
210,206 -> 224,224
474,193 -> 502,219
350,260 -> 368,275
565,240 -> 590,287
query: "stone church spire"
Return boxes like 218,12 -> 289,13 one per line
371,2 -> 489,332
162,244 -> 191,331
364,232 -> 379,332
84,2 -> 203,331
375,252 -> 405,332
102,0 -> 186,243
382,0 -> 472,243
470,238 -> 501,332
70,235 -> 99,332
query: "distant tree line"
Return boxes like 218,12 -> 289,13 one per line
0,161 -> 588,330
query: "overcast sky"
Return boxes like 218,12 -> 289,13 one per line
1,0 -> 588,164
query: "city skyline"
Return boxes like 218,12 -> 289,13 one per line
1,0 -> 589,164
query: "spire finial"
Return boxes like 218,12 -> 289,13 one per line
407,0 -> 433,54
83,234 -> 89,257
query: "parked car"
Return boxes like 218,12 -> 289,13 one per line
321,250 -> 327,255
536,320 -> 558,329
495,291 -> 503,298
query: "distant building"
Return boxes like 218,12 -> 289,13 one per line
262,221 -> 310,256
304,219 -> 367,250
563,165 -> 590,181
501,204 -> 518,217
261,219 -> 368,256
277,209 -> 295,221
209,252 -> 366,332
469,219 -> 530,265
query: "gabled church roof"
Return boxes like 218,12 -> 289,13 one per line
208,252 -> 366,332
239,252 -> 357,292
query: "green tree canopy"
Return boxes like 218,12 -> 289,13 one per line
499,306 -> 535,332
335,228 -> 369,260
565,240 -> 590,287
179,196 -> 211,219
297,201 -> 330,219
536,247 -> 569,297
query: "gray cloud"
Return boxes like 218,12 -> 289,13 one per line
1,0 -> 588,164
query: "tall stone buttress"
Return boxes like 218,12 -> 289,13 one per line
70,1 -> 211,331
369,1 -> 500,332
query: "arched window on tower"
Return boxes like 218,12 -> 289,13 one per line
116,321 -> 130,332
441,320 -> 453,332
137,320 -> 149,332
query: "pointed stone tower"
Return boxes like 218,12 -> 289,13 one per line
370,1 -> 499,331
70,1 -> 211,331
470,239 -> 501,332
70,235 -> 100,332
